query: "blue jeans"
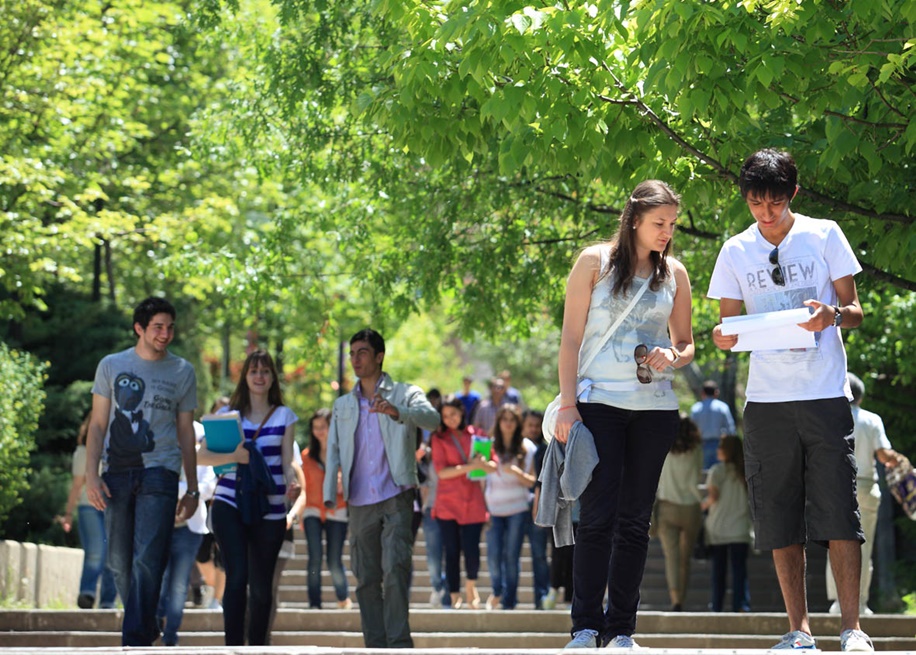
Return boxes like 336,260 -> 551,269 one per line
157,526 -> 204,645
211,500 -> 286,645
421,507 -> 449,604
571,404 -> 678,641
486,510 -> 529,609
77,505 -> 118,607
303,516 -> 350,607
527,519 -> 551,608
709,543 -> 750,612
702,439 -> 720,470
104,466 -> 179,646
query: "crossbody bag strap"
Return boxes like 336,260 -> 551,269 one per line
251,405 -> 279,442
577,276 -> 650,374
447,432 -> 470,464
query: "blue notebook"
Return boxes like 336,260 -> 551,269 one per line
202,411 -> 244,475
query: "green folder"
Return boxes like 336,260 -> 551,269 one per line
468,435 -> 492,479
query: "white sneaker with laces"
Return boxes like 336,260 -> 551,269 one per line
840,629 -> 874,652
564,629 -> 598,649
605,635 -> 640,650
771,630 -> 817,650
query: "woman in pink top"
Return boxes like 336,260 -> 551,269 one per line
431,395 -> 492,608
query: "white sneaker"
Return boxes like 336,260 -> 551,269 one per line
429,590 -> 441,607
200,585 -> 215,609
771,631 -> 817,649
542,588 -> 558,610
605,635 -> 640,650
828,600 -> 841,614
564,629 -> 598,649
840,629 -> 874,652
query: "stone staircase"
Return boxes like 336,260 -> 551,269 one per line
274,528 -> 828,613
3,529 -> 915,651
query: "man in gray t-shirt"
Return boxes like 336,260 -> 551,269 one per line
85,297 -> 198,647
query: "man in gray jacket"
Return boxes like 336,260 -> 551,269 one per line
324,328 -> 440,648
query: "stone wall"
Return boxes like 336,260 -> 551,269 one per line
0,540 -> 83,608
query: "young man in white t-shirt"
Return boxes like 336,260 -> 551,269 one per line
708,149 -> 872,652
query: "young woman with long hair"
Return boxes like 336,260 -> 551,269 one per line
198,349 -> 303,645
299,407 -> 351,609
58,413 -> 118,609
484,403 -> 536,610
553,180 -> 694,649
702,434 -> 752,612
654,413 -> 704,611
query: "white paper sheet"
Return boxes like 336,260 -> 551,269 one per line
721,307 -> 816,352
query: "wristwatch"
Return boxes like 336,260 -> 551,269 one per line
833,305 -> 843,327
185,490 -> 200,499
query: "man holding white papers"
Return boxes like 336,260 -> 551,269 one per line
708,149 -> 871,652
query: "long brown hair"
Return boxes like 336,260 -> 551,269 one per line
306,408 -> 332,463
605,179 -> 681,295
670,413 -> 702,455
718,435 -> 746,488
491,403 -> 525,463
77,412 -> 91,446
229,349 -> 284,418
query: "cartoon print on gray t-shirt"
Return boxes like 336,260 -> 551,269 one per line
108,371 -> 156,469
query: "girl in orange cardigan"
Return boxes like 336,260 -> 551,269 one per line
299,408 -> 351,609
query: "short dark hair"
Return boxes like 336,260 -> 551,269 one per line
132,296 -> 176,331
702,379 -> 719,395
350,328 -> 385,354
847,372 -> 865,403
738,149 -> 797,200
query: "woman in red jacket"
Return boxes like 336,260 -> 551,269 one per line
431,395 -> 493,609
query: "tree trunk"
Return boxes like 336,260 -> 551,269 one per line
104,239 -> 115,301
92,241 -> 102,302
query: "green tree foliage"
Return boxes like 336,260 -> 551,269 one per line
0,344 -> 46,525
199,0 -> 916,438
211,0 -> 915,332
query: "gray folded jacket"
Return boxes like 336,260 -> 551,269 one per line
535,421 -> 598,546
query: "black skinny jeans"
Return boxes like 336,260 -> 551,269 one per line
211,500 -> 286,645
571,402 -> 678,641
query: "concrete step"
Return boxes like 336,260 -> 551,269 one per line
2,609 -> 915,650
275,535 -> 828,613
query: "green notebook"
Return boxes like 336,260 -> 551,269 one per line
468,435 -> 492,480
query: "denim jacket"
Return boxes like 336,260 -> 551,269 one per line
323,373 -> 440,507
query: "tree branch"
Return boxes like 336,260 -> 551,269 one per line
597,62 -> 913,226
859,260 -> 916,291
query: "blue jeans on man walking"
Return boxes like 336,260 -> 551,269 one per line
104,467 -> 179,646
157,525 -> 204,645
77,505 -> 118,608
486,510 -> 529,609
